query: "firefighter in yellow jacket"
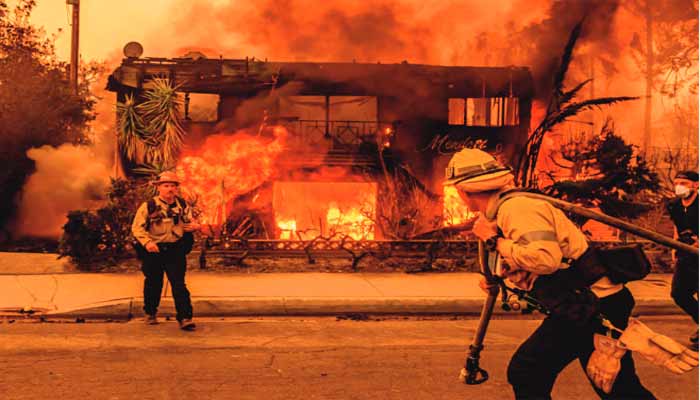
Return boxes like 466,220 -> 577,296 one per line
132,172 -> 200,331
445,148 -> 655,399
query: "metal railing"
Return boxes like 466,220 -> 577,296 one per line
277,119 -> 394,148
195,238 -> 674,271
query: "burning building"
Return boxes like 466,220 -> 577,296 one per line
107,49 -> 534,242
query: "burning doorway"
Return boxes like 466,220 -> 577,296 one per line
272,181 -> 377,240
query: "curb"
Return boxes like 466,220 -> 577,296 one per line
37,296 -> 684,319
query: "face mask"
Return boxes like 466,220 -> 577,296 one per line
675,184 -> 692,198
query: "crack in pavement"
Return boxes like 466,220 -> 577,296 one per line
360,275 -> 385,296
13,275 -> 60,312
260,332 -> 308,347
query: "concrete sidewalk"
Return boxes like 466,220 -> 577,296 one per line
0,270 -> 680,319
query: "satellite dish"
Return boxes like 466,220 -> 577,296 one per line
123,42 -> 144,58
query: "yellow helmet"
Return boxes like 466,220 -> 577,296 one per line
443,148 -> 511,187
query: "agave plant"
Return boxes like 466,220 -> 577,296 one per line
116,77 -> 186,169
116,94 -> 147,163
515,21 -> 639,188
136,77 -> 186,168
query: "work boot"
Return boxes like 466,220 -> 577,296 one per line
144,314 -> 158,325
179,318 -> 196,331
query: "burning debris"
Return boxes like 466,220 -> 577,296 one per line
272,181 -> 377,240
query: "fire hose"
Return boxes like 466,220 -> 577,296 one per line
460,192 -> 698,385
497,192 -> 698,256
459,240 -> 499,384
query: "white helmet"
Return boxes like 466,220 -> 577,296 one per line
443,148 -> 512,188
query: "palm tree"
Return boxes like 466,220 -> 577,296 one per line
515,21 -> 638,188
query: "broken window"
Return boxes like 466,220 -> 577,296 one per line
185,93 -> 219,122
448,97 -> 519,127
448,98 -> 466,125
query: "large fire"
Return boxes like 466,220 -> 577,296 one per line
326,203 -> 375,240
273,181 -> 376,240
175,130 -> 379,240
176,127 -> 287,225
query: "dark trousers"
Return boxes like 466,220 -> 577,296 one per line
507,287 -> 655,400
141,242 -> 193,321
672,257 -> 699,324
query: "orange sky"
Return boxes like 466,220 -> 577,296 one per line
19,0 -> 174,61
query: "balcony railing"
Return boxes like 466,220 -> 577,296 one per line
276,118 -> 395,149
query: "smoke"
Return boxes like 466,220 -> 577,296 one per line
508,0 -> 622,96
12,144 -> 112,239
155,0 -> 622,94
155,0 -> 545,64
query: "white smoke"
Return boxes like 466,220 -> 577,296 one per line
12,143 -> 112,238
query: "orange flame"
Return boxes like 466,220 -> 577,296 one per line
443,186 -> 475,226
277,219 -> 297,240
273,181 -> 376,240
177,126 -> 287,224
326,203 -> 375,240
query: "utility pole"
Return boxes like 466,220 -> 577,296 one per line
643,0 -> 654,153
67,0 -> 80,95
589,55 -> 596,137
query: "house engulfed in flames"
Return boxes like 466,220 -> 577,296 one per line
107,51 -> 534,242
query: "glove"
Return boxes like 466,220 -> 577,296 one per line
586,334 -> 626,393
618,318 -> 699,374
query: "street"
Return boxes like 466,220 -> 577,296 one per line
0,316 -> 697,400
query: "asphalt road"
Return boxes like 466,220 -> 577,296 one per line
0,316 -> 697,400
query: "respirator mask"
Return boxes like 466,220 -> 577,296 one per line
675,185 -> 692,199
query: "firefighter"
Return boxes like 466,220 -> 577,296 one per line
667,170 -> 699,350
131,171 -> 200,331
444,148 -> 656,399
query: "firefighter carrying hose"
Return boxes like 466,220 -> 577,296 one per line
445,148 -> 698,399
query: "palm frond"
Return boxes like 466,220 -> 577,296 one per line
558,78 -> 592,106
547,96 -> 639,128
551,19 -> 584,102
520,96 -> 639,186
515,19 -> 643,188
